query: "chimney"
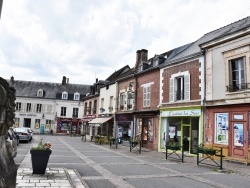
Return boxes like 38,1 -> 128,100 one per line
96,78 -> 98,83
66,78 -> 69,83
62,76 -> 66,85
140,49 -> 148,62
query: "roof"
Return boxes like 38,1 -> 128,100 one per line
8,80 -> 91,100
105,65 -> 131,82
166,16 -> 250,64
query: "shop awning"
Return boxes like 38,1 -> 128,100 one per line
88,117 -> 113,124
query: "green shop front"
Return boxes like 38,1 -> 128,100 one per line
159,107 -> 203,154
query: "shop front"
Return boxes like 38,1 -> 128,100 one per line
134,111 -> 159,150
205,105 -> 250,164
115,113 -> 133,143
81,115 -> 96,137
160,107 -> 202,154
57,118 -> 82,135
88,116 -> 114,138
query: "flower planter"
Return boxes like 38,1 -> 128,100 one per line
197,148 -> 216,155
30,150 -> 52,174
166,145 -> 180,150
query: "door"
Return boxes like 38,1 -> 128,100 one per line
142,126 -> 148,147
24,118 -> 31,128
182,126 -> 190,151
230,122 -> 247,159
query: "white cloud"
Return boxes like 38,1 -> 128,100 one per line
0,0 -> 249,84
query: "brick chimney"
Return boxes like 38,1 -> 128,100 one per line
10,76 -> 14,84
62,76 -> 66,85
135,49 -> 148,69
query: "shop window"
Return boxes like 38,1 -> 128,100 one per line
214,113 -> 228,145
46,120 -> 51,129
183,118 -> 190,124
233,123 -> 244,146
227,57 -> 246,92
14,118 -> 20,127
169,71 -> 190,102
35,119 -> 40,129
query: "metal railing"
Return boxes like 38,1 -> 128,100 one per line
226,83 -> 250,92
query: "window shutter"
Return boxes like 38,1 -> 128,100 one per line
143,87 -> 146,107
22,103 -> 26,112
184,74 -> 190,100
169,78 -> 174,102
147,86 -> 150,106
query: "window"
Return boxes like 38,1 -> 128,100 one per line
214,113 -> 228,145
26,103 -> 31,112
46,120 -> 51,129
61,107 -> 67,116
74,92 -> 80,100
62,91 -> 68,100
88,102 -> 92,114
84,102 -> 87,115
16,102 -> 21,111
37,89 -> 43,97
109,96 -> 113,112
138,63 -> 143,72
35,119 -> 40,129
169,71 -> 190,102
127,92 -> 134,110
73,108 -> 79,118
14,118 -> 20,127
143,86 -> 150,107
93,100 -> 97,114
228,57 -> 246,92
36,104 -> 42,113
120,93 -> 125,110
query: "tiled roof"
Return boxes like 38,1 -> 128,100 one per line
167,16 -> 250,63
8,80 -> 91,100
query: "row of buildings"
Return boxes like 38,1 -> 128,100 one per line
7,16 -> 250,164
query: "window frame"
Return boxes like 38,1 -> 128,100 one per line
26,103 -> 31,112
73,107 -> 79,118
143,86 -> 150,107
16,102 -> 21,111
36,104 -> 42,113
74,92 -> 80,100
61,107 -> 67,116
62,91 -> 68,100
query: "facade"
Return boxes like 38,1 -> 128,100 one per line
9,76 -> 90,134
201,17 -> 250,163
133,50 -> 165,150
159,42 -> 205,154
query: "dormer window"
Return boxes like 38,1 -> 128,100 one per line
153,59 -> 158,67
74,92 -> 80,100
62,91 -> 68,100
138,63 -> 143,72
37,89 -> 44,97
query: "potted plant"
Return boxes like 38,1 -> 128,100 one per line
166,140 -> 180,150
30,138 -> 52,174
197,144 -> 216,155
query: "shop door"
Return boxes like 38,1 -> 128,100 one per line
230,122 -> 247,159
142,126 -> 148,147
182,126 -> 190,151
24,118 -> 31,128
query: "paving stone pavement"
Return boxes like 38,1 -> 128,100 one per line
16,135 -> 250,188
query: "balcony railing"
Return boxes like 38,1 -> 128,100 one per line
226,83 -> 250,92
120,105 -> 124,110
127,104 -> 132,110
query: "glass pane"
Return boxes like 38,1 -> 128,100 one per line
215,113 -> 228,144
234,123 -> 243,146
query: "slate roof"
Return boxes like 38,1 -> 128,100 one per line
165,16 -> 250,64
8,80 -> 91,100
105,65 -> 131,82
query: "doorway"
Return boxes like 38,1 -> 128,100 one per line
24,118 -> 31,128
182,126 -> 190,151
230,122 -> 247,159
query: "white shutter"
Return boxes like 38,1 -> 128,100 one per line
169,78 -> 174,102
143,87 -> 146,107
32,103 -> 36,112
21,103 -> 26,112
42,104 -> 45,113
184,74 -> 190,100
147,86 -> 150,106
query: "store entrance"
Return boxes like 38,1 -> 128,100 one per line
182,126 -> 190,151
24,118 -> 31,128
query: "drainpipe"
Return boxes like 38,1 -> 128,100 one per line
202,49 -> 206,146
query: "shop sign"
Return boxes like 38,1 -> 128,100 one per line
116,114 -> 133,121
161,109 -> 201,117
19,113 -> 37,117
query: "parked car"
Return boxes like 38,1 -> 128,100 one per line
23,127 -> 33,141
14,127 -> 31,143
7,127 -> 18,158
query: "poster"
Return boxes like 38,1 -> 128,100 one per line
234,123 -> 243,146
169,126 -> 176,138
215,113 -> 228,144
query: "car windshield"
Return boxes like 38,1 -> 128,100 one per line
15,128 -> 27,132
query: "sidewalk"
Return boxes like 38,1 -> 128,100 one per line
17,168 -> 86,188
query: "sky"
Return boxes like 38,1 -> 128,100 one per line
0,0 -> 249,85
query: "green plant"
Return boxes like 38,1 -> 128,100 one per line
166,140 -> 179,147
31,138 -> 52,150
